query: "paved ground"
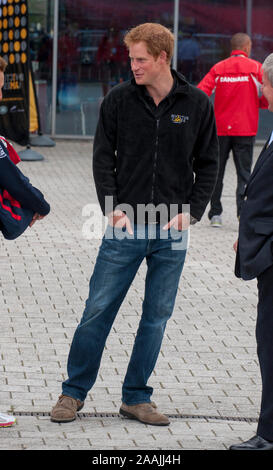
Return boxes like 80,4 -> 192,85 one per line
0,140 -> 267,452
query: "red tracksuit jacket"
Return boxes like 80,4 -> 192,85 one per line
197,50 -> 268,136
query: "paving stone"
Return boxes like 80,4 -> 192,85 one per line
0,141 -> 265,451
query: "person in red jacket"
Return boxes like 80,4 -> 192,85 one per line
197,33 -> 268,227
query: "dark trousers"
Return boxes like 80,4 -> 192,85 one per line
208,136 -> 254,219
256,263 -> 273,441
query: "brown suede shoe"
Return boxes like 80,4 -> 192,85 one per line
50,394 -> 84,423
119,402 -> 170,426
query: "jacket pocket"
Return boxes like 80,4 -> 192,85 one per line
254,219 -> 273,235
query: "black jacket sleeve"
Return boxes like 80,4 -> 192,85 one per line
92,91 -> 119,215
188,96 -> 219,220
0,149 -> 50,216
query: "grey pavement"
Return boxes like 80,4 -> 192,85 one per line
0,140 -> 266,451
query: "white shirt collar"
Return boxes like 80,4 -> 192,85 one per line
268,130 -> 273,147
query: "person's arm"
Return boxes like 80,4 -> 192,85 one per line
164,96 -> 218,229
0,151 -> 50,216
197,66 -> 217,97
188,97 -> 219,221
92,92 -> 119,216
92,91 -> 132,232
257,63 -> 269,109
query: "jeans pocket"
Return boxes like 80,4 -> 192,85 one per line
168,227 -> 188,251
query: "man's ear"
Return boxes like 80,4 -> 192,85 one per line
158,50 -> 168,63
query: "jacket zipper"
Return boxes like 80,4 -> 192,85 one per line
138,94 -> 160,205
151,118 -> 160,204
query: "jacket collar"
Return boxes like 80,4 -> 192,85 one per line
231,50 -> 248,58
130,68 -> 190,96
171,69 -> 190,94
247,138 -> 273,185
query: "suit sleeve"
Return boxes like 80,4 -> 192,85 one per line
0,152 -> 50,215
188,97 -> 219,220
92,92 -> 119,215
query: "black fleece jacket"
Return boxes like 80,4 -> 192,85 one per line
93,70 -> 219,222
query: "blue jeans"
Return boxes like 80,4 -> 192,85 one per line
62,224 -> 187,404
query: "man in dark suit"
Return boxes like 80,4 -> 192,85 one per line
230,52 -> 273,450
